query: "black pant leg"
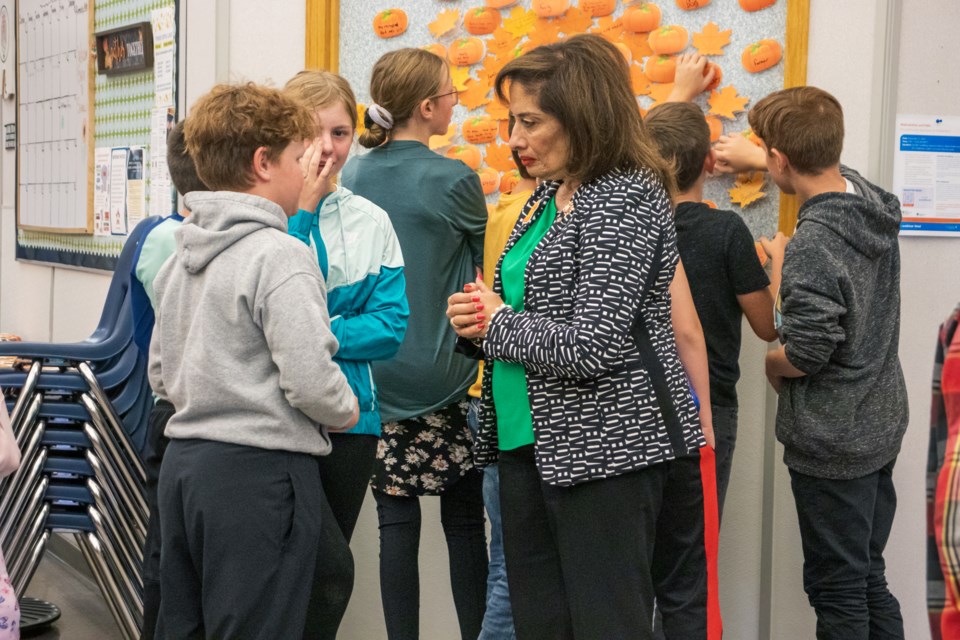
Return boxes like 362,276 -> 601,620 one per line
498,446 -> 573,640
156,439 -> 322,640
301,485 -> 355,640
373,489 -> 422,640
141,399 -> 175,640
711,405 -> 738,520
543,460 -> 668,640
866,460 -> 905,639
440,469 -> 488,640
318,433 -> 379,542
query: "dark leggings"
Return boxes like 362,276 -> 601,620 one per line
373,469 -> 488,640
301,433 -> 378,639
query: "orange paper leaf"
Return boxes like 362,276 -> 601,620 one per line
450,66 -> 473,92
708,86 -> 749,119
460,78 -> 493,110
618,31 -> 654,60
485,95 -> 510,120
629,62 -> 651,96
531,17 -> 564,45
504,6 -> 538,39
692,22 -> 731,56
484,142 -> 517,173
554,6 -> 594,34
592,16 -> 624,42
728,171 -> 767,207
356,103 -> 367,137
429,124 -> 457,150
487,27 -> 522,57
648,82 -> 675,106
429,9 -> 461,38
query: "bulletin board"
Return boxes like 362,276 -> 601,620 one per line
14,0 -> 178,271
317,0 -> 808,239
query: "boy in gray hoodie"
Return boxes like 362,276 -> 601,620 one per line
752,87 -> 908,640
148,83 -> 358,639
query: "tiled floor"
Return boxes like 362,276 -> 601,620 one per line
20,552 -> 123,640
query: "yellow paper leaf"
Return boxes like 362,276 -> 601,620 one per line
692,22 -> 732,56
429,9 -> 461,38
450,66 -> 473,92
554,6 -> 593,35
460,78 -> 492,111
648,82 -> 675,106
629,62 -> 651,96
356,103 -> 366,138
487,27 -> 521,58
708,86 -> 749,119
503,6 -> 538,39
728,171 -> 767,207
484,142 -> 517,173
429,124 -> 457,150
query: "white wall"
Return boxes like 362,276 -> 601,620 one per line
1,1 -> 953,638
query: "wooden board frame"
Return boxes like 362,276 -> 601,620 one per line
306,0 -> 811,233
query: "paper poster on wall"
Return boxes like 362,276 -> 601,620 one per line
0,0 -> 15,98
110,146 -> 128,235
94,146 -> 111,236
149,106 -> 174,216
894,114 -> 960,237
151,6 -> 175,107
126,146 -> 146,228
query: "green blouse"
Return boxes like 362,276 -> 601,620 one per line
492,197 -> 557,451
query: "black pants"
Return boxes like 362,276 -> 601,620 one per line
790,458 -> 904,640
301,433 -> 377,639
155,439 -> 324,640
373,469 -> 488,640
711,405 -> 738,520
141,399 -> 175,640
498,445 -> 669,640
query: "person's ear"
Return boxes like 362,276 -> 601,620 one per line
704,148 -> 717,175
419,97 -> 435,122
251,146 -> 271,182
770,148 -> 789,175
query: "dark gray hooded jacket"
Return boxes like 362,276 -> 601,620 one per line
776,166 -> 908,479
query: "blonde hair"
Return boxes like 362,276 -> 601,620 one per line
495,34 -> 674,192
358,48 -> 447,148
284,69 -> 358,132
184,83 -> 314,191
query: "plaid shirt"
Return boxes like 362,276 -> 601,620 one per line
928,303 -> 960,640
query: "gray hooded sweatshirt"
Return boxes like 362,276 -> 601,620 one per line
148,191 -> 356,456
776,166 -> 909,479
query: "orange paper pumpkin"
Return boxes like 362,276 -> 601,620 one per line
675,0 -> 711,9
580,0 -> 616,18
449,37 -> 487,66
373,9 -> 408,39
644,55 -> 676,83
741,39 -> 782,73
500,169 -> 522,193
478,167 -> 501,195
648,25 -> 689,55
487,0 -> 520,7
422,43 -> 448,58
446,145 -> 483,170
704,61 -> 722,91
739,0 -> 776,10
465,7 -> 502,35
705,115 -> 722,142
532,0 -> 570,18
624,3 -> 661,33
463,116 -> 499,144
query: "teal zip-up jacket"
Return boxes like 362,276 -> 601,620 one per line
288,185 -> 409,437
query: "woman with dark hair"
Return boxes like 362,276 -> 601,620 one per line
446,34 -> 713,639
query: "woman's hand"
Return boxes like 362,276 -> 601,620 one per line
446,278 -> 503,341
298,138 -> 336,213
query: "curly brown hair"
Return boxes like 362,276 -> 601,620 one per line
184,83 -> 315,190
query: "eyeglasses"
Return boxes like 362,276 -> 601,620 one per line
430,89 -> 459,105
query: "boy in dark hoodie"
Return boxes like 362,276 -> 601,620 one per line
752,86 -> 908,639
148,83 -> 358,639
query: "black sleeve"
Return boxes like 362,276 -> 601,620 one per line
725,214 -> 770,295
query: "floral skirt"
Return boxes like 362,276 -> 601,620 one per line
0,548 -> 19,639
371,398 -> 474,497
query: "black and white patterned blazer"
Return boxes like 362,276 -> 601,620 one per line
473,167 -> 706,487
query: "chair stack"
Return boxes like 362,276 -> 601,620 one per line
0,215 -> 161,640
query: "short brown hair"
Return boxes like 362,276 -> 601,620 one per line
645,102 -> 711,193
284,69 -> 358,131
358,48 -> 446,148
495,34 -> 673,191
166,120 -> 209,196
748,86 -> 844,175
184,83 -> 314,190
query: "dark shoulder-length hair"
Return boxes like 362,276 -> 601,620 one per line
494,33 -> 675,193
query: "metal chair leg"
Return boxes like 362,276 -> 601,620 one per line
2,478 -> 48,564
7,361 -> 40,434
0,418 -> 45,507
87,480 -> 144,583
0,449 -> 47,545
12,530 -> 49,598
77,533 -> 140,640
78,367 -> 146,482
7,503 -> 49,588
83,426 -> 148,534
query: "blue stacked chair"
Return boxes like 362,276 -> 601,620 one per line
0,215 -> 161,640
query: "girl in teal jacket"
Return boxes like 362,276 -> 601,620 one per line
284,70 -> 409,639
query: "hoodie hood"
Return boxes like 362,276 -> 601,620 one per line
178,191 -> 288,273
796,165 -> 902,259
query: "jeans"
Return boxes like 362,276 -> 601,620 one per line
373,470 -> 488,640
711,405 -> 738,521
790,458 -> 904,640
468,398 -> 517,640
141,399 -> 175,640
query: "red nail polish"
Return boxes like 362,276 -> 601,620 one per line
472,296 -> 481,302
476,304 -> 485,310
476,314 -> 485,320
477,324 -> 485,330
